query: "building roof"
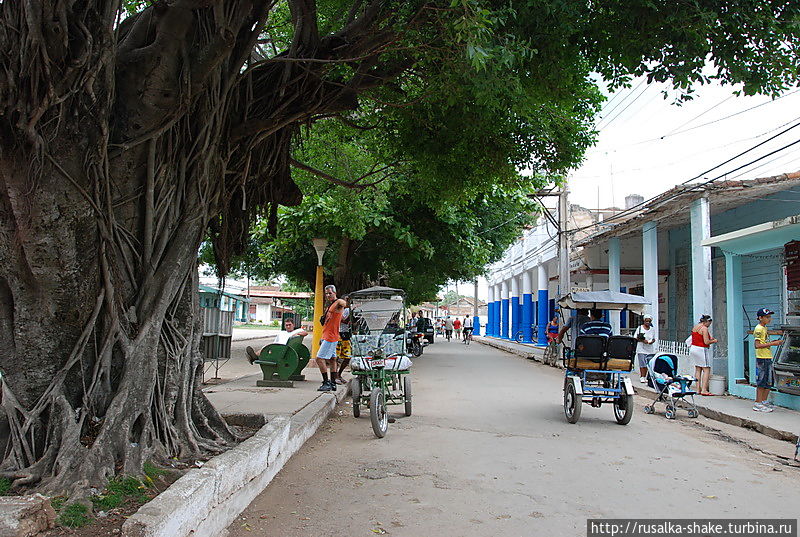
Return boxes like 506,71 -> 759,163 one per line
575,171 -> 800,247
247,286 -> 313,299
443,296 -> 486,308
198,284 -> 250,301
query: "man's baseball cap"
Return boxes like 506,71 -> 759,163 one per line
643,313 -> 653,320
756,308 -> 775,317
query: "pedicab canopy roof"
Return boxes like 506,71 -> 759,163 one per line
558,291 -> 651,314
349,286 -> 405,298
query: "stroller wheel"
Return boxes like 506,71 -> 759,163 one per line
687,408 -> 699,418
643,405 -> 654,414
665,404 -> 676,420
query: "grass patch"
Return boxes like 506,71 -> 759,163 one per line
57,503 -> 91,528
0,477 -> 11,495
91,476 -> 149,511
143,461 -> 166,480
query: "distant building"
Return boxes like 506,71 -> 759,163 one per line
441,296 -> 487,317
246,285 -> 312,324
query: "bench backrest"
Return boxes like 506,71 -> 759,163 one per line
574,335 -> 607,360
606,336 -> 637,360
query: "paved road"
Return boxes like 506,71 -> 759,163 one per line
227,339 -> 800,537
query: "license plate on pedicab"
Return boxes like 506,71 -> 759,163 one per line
369,358 -> 385,368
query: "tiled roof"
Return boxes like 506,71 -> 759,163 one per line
575,171 -> 800,247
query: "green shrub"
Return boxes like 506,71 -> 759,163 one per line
0,477 -> 10,495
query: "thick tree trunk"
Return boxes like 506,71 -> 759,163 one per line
0,0 -> 397,494
0,136 -> 235,493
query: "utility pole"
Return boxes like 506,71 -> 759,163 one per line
558,185 -> 571,298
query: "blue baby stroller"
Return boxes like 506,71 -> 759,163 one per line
643,354 -> 699,420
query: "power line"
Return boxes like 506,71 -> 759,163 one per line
572,115 -> 800,179
663,95 -> 734,136
595,79 -> 646,126
628,89 -> 800,146
597,84 -> 650,131
568,127 -> 800,235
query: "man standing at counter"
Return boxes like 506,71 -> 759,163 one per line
753,308 -> 785,413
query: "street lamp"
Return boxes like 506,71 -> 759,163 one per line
311,238 -> 328,357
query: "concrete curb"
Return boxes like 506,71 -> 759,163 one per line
475,336 -> 555,365
477,336 -> 798,445
633,386 -> 799,444
122,384 -> 349,537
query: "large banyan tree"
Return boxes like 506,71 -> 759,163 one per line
1,0 -> 798,493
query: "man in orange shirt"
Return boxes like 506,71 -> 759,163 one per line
316,284 -> 347,392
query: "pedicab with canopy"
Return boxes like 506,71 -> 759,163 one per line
348,286 -> 413,438
558,291 -> 650,425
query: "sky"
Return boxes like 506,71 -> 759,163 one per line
464,77 -> 800,303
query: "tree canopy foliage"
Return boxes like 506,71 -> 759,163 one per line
1,0 -> 799,494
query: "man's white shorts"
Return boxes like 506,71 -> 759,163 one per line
317,339 -> 338,360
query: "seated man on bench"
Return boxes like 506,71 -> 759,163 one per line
246,317 -> 308,364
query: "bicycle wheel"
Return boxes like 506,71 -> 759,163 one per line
370,389 -> 388,438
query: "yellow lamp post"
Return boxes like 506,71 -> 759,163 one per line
311,238 -> 328,358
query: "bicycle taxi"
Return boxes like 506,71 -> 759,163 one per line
348,286 -> 413,438
559,291 -> 650,425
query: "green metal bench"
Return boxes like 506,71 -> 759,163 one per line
255,335 -> 310,387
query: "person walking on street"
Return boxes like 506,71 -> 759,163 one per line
444,316 -> 454,341
634,314 -> 657,383
463,315 -> 473,342
689,314 -> 717,396
753,308 -> 785,412
453,317 -> 462,340
315,285 -> 346,392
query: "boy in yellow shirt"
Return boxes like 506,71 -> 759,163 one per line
753,308 -> 785,412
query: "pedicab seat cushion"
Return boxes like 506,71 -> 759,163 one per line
605,358 -> 633,371
567,358 -> 605,370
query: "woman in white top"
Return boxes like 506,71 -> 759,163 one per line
634,314 -> 657,383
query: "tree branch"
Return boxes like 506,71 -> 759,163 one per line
289,158 -> 394,189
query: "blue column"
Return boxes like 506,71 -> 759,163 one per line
620,287 -> 628,329
510,296 -> 520,340
473,315 -> 481,336
494,299 -> 501,336
537,290 -> 549,345
536,264 -> 549,345
486,288 -> 495,337
501,299 -> 510,338
522,293 -> 533,343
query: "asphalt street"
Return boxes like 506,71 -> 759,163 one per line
227,338 -> 800,537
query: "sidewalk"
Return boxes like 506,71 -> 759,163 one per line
476,336 -> 799,444
204,365 -> 339,422
122,341 -> 346,537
